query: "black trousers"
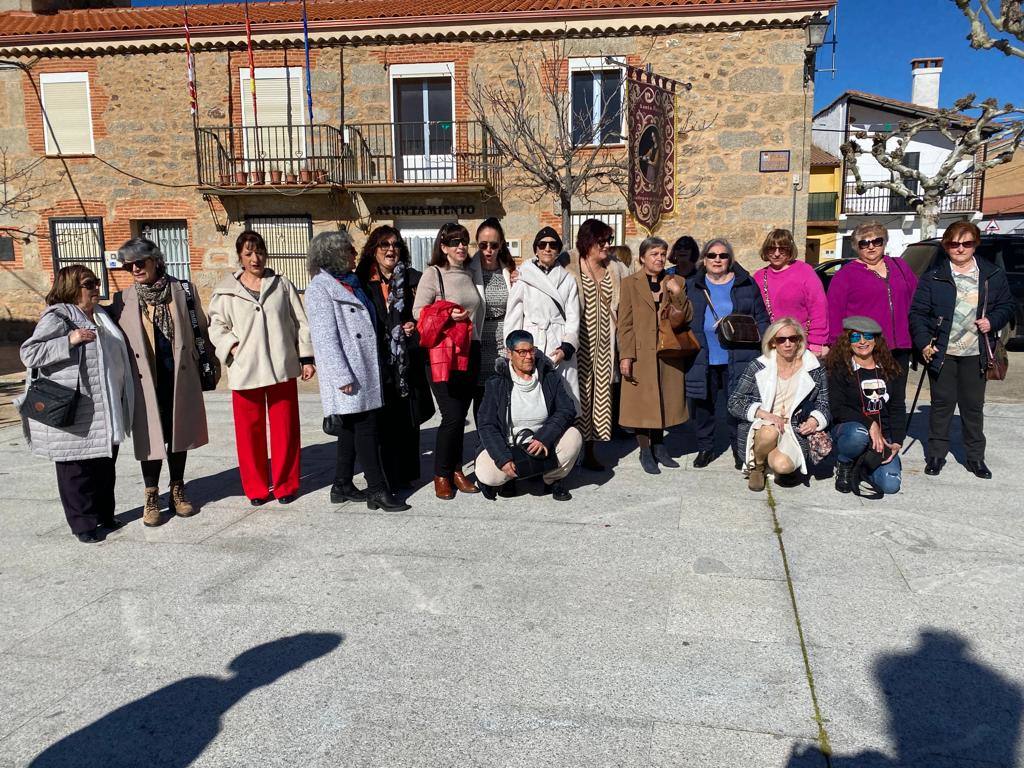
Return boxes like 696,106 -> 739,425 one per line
635,428 -> 664,444
379,385 -> 421,489
141,450 -> 187,488
692,364 -> 738,453
927,354 -> 987,462
429,342 -> 480,477
334,409 -> 386,493
892,348 -> 911,424
55,445 -> 119,534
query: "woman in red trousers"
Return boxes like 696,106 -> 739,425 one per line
208,232 -> 315,505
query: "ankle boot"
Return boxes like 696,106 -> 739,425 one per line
169,481 -> 195,517
652,444 -> 679,468
639,446 -> 661,474
582,441 -> 605,471
143,487 -> 162,527
453,471 -> 480,494
747,462 -> 767,492
834,461 -> 854,494
434,476 -> 455,500
366,488 -> 411,512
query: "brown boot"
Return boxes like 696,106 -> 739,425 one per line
452,471 -> 479,494
434,475 -> 455,500
169,481 -> 196,517
747,462 -> 767,493
142,487 -> 163,527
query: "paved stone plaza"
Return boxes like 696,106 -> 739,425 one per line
1,391 -> 1022,767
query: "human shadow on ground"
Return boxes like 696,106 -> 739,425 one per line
28,631 -> 343,768
902,405 -> 969,465
785,629 -> 1023,767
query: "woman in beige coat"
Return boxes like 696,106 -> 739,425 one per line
109,238 -> 214,527
208,231 -> 315,506
618,236 -> 692,474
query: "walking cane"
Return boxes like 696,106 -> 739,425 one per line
903,315 -> 943,452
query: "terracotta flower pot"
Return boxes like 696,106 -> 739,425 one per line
299,169 -> 313,184
250,170 -> 266,185
270,169 -> 283,185
314,168 -> 327,183
234,171 -> 248,186
285,172 -> 298,184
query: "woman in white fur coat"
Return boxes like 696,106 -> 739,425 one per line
505,227 -> 581,411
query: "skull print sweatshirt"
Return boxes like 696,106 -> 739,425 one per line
827,359 -> 907,446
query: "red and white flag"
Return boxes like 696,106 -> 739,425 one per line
183,2 -> 197,116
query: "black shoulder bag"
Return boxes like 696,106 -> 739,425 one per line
702,286 -> 761,346
506,397 -> 559,479
180,279 -> 220,391
19,313 -> 85,428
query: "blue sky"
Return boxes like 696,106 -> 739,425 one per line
134,0 -> 1019,112
813,0 -> 1019,112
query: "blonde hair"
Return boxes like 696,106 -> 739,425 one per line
759,228 -> 798,264
851,222 -> 887,244
761,317 -> 807,358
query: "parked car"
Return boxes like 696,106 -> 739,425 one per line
901,234 -> 1024,341
813,257 -> 853,293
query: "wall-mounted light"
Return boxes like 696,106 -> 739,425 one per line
804,12 -> 833,84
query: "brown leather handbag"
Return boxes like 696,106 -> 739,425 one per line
657,303 -> 700,360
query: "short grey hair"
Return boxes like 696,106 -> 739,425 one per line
700,238 -> 735,264
118,237 -> 166,274
307,230 -> 356,277
638,236 -> 670,260
851,222 -> 887,244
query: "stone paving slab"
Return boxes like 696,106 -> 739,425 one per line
1,392 -> 1023,766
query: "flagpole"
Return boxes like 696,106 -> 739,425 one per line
184,0 -> 203,184
302,0 -> 314,127
244,0 -> 262,179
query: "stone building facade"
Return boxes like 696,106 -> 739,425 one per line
0,0 -> 833,325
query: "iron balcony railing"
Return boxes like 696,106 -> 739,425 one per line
807,192 -> 839,222
344,120 -> 502,189
195,124 -> 345,188
842,177 -> 980,215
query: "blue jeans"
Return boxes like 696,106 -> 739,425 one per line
833,422 -> 902,495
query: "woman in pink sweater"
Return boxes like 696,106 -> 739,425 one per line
752,229 -> 829,356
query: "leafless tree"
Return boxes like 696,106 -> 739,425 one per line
841,96 -> 1023,239
0,146 -> 62,240
469,39 -> 707,242
953,0 -> 1024,59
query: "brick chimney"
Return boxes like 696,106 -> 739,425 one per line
911,58 -> 943,109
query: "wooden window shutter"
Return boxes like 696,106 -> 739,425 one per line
40,74 -> 94,156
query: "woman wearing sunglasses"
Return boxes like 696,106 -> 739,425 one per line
685,238 -> 770,470
19,266 -> 135,543
473,218 -> 518,417
825,317 -> 905,495
355,225 -> 434,493
909,220 -> 1015,479
753,229 -> 829,357
413,222 -> 485,499
565,218 -> 630,470
506,227 -> 580,411
826,223 -> 917,419
728,318 -> 830,492
109,238 -> 215,526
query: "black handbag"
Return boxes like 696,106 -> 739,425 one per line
19,313 -> 84,429
180,279 -> 220,391
322,414 -> 344,436
509,428 -> 559,479
702,287 -> 761,346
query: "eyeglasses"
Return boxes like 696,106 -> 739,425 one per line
857,237 -> 885,249
597,236 -> 614,246
774,334 -> 801,345
849,331 -> 877,343
479,241 -> 500,252
123,258 -> 153,271
767,247 -> 791,255
510,347 -> 535,356
80,278 -> 100,290
949,240 -> 977,250
537,240 -> 561,251
377,240 -> 399,251
705,252 -> 730,260
443,236 -> 469,248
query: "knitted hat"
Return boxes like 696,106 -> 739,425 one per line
533,227 -> 563,253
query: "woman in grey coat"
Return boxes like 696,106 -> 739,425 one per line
18,266 -> 135,543
304,231 -> 410,512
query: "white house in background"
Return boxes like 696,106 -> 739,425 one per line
813,58 -> 986,258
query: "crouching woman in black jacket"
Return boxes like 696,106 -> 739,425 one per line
826,316 -> 906,495
475,330 -> 582,501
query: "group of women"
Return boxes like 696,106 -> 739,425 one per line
20,216 -> 1014,543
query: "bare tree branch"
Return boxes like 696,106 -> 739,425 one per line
952,0 -> 1024,59
841,96 -> 1023,238
0,146 -> 62,240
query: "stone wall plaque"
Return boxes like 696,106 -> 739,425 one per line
759,150 -> 791,173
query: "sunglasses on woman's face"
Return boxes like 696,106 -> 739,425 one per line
774,335 -> 801,345
768,247 -> 791,255
849,332 -> 877,343
949,240 -> 977,250
377,240 -> 399,251
479,241 -> 500,252
597,236 -> 614,246
444,236 -> 469,248
705,252 -> 729,260
80,278 -> 100,290
537,240 -> 561,252
124,258 -> 153,271
857,237 -> 885,249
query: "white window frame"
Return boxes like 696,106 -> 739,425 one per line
40,71 -> 95,157
570,211 -> 625,247
388,63 -> 457,183
568,57 -> 626,147
238,66 -> 306,126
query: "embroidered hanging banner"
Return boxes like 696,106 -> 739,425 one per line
626,67 -> 676,232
